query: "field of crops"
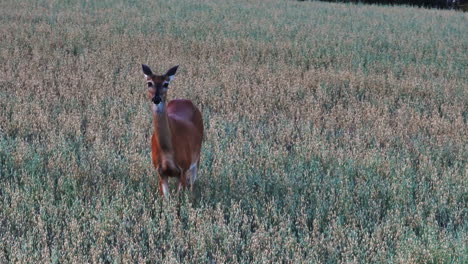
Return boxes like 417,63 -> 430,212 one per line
1,0 -> 466,262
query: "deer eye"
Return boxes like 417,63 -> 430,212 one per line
147,82 -> 153,87
163,83 -> 169,88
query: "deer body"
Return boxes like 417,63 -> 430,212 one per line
143,65 -> 203,197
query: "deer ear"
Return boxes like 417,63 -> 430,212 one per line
165,65 -> 179,81
142,64 -> 153,77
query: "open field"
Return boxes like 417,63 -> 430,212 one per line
0,0 -> 467,262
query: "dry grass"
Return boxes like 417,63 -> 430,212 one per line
0,0 -> 467,263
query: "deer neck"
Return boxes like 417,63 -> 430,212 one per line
152,102 -> 173,154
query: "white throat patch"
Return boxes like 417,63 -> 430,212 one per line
152,102 -> 165,113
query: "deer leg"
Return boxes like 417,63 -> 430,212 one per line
177,180 -> 183,193
177,169 -> 187,193
186,162 -> 198,192
177,180 -> 186,193
159,176 -> 169,198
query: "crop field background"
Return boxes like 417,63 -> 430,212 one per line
0,0 -> 467,263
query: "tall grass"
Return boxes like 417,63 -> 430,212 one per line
0,0 -> 466,262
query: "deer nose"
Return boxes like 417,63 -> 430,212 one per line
152,95 -> 161,105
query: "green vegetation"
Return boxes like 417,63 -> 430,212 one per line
0,0 -> 466,262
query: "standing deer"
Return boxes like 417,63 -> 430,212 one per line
142,64 -> 204,198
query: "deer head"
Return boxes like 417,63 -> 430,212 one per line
142,64 -> 178,106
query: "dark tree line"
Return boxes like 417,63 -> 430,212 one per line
302,0 -> 466,9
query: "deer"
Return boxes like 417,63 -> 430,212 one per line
142,64 -> 204,198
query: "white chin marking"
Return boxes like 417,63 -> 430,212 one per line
152,103 -> 165,113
